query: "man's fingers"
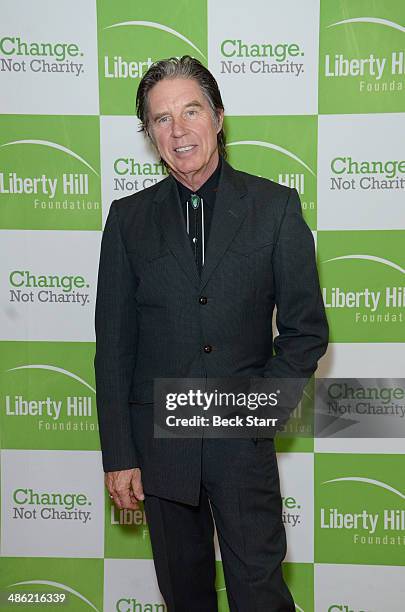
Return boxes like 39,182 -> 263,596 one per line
108,483 -> 141,509
110,494 -> 122,509
117,489 -> 139,510
104,468 -> 143,509
131,480 -> 145,501
131,469 -> 145,501
110,489 -> 140,510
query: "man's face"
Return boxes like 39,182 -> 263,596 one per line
147,77 -> 224,186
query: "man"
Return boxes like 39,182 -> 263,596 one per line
95,55 -> 328,611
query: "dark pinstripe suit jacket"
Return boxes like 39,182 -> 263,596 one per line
94,159 -> 328,504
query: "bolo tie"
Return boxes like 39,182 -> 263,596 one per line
186,193 -> 205,273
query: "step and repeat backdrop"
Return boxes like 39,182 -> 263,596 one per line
1,0 -> 404,610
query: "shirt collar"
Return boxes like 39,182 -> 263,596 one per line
173,156 -> 222,208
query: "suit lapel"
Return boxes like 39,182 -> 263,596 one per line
154,160 -> 248,291
155,176 -> 200,289
200,160 -> 247,290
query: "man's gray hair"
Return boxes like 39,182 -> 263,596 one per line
136,55 -> 227,159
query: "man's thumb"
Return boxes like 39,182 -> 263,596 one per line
132,475 -> 145,500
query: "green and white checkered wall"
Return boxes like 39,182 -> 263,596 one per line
1,0 -> 404,609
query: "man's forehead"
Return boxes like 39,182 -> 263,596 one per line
148,77 -> 206,110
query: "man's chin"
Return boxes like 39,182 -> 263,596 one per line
170,164 -> 200,178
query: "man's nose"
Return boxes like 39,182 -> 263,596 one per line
171,116 -> 187,137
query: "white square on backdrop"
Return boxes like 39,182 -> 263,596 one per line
317,114 -> 405,230
278,452 -> 314,563
0,230 -> 101,342
315,564 -> 405,612
0,449 -> 104,557
208,0 -> 320,115
104,559 -> 165,611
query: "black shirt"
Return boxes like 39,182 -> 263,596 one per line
173,157 -> 221,274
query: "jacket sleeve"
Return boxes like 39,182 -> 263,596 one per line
251,188 -> 328,428
94,201 -> 139,472
267,187 -> 329,380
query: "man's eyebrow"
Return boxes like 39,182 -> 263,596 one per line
184,100 -> 203,108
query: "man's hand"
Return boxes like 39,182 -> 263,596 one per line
105,468 -> 144,510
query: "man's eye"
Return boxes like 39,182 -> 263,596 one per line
157,116 -> 170,124
186,109 -> 198,117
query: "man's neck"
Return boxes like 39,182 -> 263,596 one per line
170,151 -> 220,192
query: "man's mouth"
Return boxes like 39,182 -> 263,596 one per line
174,145 -> 195,153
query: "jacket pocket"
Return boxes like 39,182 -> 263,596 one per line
228,241 -> 274,258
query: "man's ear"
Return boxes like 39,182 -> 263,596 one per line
216,109 -> 224,134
